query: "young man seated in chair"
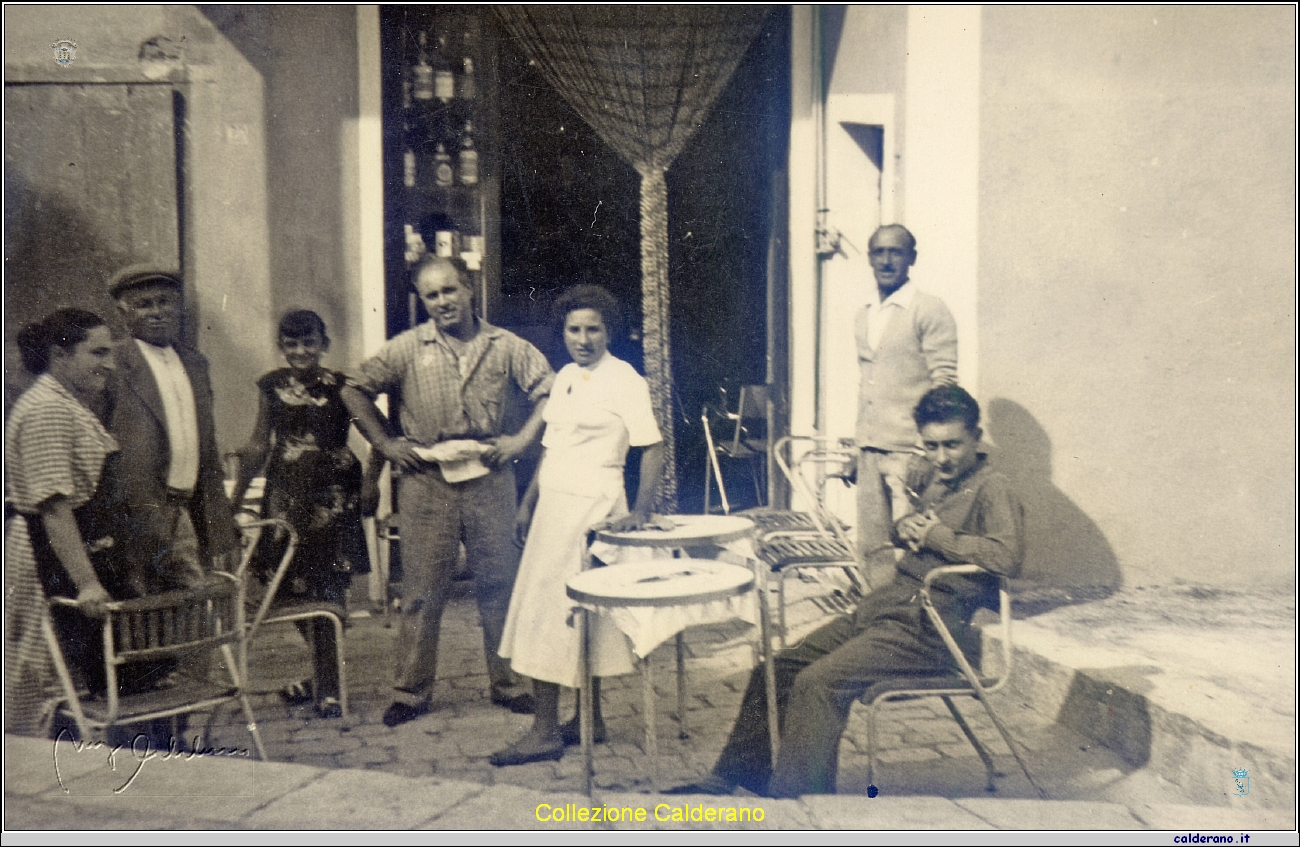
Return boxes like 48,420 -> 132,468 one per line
668,384 -> 1024,798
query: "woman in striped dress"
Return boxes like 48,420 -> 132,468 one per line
4,309 -> 119,735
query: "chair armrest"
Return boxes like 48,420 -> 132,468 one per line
921,563 -> 987,585
48,572 -> 239,613
920,564 -> 1001,605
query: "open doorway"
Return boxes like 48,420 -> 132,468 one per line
493,9 -> 790,513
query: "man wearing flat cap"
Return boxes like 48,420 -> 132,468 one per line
106,265 -> 238,595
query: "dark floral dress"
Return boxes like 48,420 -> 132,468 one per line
250,368 -> 369,606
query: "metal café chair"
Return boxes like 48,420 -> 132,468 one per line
239,516 -> 350,718
702,385 -> 771,515
753,435 -> 864,647
43,519 -> 297,760
859,564 -> 1048,799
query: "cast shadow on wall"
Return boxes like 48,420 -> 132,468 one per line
3,179 -> 133,412
984,398 -> 1122,617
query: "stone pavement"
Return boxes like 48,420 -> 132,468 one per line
4,572 -> 1295,833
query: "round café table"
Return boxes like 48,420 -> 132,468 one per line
570,514 -> 777,795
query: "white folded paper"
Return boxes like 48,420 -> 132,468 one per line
412,440 -> 491,483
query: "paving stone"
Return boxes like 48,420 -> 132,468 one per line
284,753 -> 341,770
954,797 -> 1144,829
902,726 -> 966,746
22,752 -> 321,825
937,742 -> 984,759
600,790 -> 810,830
288,733 -> 364,756
1130,802 -> 1294,831
803,795 -> 994,829
421,783 -> 602,830
338,746 -> 397,767
7,735 -> 105,796
4,794 -> 208,830
246,770 -> 478,829
875,747 -> 942,764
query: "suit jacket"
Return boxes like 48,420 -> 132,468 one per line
854,288 -> 958,451
108,338 -> 238,568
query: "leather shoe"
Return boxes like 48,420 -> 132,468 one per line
315,697 -> 343,720
491,691 -> 536,715
662,775 -> 736,796
558,716 -> 606,746
382,700 -> 430,728
489,736 -> 564,767
280,679 -> 313,706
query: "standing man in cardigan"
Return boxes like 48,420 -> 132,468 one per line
107,266 -> 239,596
854,225 -> 958,589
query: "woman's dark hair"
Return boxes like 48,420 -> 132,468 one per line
278,309 -> 330,343
553,284 -> 623,340
16,308 -> 107,374
913,384 -> 981,433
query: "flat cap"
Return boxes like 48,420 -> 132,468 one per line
107,264 -> 182,299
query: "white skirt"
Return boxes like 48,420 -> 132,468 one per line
498,484 -> 637,689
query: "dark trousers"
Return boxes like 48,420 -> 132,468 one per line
393,466 -> 523,703
712,576 -> 965,797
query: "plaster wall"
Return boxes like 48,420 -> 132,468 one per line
978,5 -> 1296,589
4,4 -> 272,454
198,6 -> 371,412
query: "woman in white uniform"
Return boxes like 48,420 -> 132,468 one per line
493,285 -> 665,766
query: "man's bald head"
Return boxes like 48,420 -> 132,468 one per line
867,224 -> 918,297
868,224 -> 916,253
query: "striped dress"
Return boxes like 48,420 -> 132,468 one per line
4,374 -> 118,736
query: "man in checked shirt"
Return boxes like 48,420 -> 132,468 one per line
343,255 -> 553,727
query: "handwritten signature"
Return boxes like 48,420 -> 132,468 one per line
53,728 -> 250,794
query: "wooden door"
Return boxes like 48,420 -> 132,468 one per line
4,82 -> 180,407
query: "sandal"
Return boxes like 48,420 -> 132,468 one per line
280,679 -> 313,706
489,735 -> 564,767
315,697 -> 343,719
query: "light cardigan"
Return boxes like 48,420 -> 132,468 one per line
854,287 -> 958,451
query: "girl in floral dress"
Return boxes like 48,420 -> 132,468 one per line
232,310 -> 369,718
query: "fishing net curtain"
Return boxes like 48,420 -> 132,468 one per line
494,5 -> 769,508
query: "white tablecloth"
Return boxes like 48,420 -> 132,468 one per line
583,537 -> 760,658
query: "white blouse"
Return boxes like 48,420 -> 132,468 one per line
537,353 -> 661,496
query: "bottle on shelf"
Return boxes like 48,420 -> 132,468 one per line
459,57 -> 477,102
433,34 -> 455,104
403,146 -> 417,189
458,27 -> 478,101
457,121 -> 478,186
432,143 -> 454,188
403,223 -> 427,266
412,32 -> 434,102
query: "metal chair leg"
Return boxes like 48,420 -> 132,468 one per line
922,602 -> 1049,800
43,615 -> 92,745
778,570 -> 789,648
642,654 -> 657,757
942,695 -> 999,792
676,632 -> 688,739
580,607 -> 594,797
759,578 -> 780,767
222,643 -> 267,760
327,612 -> 349,718
865,697 -> 879,791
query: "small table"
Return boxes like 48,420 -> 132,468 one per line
593,514 -> 780,771
592,513 -> 758,550
592,514 -> 767,751
567,558 -> 757,795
